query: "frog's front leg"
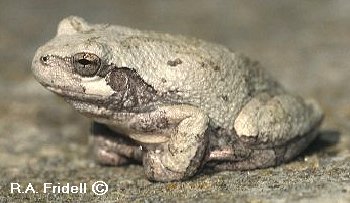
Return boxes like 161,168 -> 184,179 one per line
129,105 -> 209,182
92,122 -> 143,166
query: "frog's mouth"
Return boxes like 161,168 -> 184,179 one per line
46,86 -> 119,119
46,86 -> 112,112
47,86 -> 108,102
45,82 -> 159,119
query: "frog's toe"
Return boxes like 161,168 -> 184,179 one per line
143,151 -> 190,182
95,148 -> 130,166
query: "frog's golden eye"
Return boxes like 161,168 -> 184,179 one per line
72,52 -> 101,77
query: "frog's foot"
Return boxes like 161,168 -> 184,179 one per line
92,122 -> 142,166
130,105 -> 209,182
208,126 -> 319,170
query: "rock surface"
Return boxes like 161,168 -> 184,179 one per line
0,1 -> 349,202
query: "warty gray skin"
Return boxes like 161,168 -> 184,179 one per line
32,16 -> 323,182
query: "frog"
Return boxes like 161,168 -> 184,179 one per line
31,16 -> 323,182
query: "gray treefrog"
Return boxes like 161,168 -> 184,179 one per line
32,16 -> 323,182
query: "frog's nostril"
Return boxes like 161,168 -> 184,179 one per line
40,55 -> 49,65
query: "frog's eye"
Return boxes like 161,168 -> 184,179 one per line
72,52 -> 101,77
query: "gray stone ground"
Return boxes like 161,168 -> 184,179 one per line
0,0 -> 349,202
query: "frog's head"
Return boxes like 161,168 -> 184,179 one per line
32,16 -> 158,116
32,16 -> 117,99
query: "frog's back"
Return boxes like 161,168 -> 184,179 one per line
105,28 -> 283,130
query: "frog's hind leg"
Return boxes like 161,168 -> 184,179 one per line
92,122 -> 142,166
208,127 -> 319,170
209,93 -> 323,170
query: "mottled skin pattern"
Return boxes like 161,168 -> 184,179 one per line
32,16 -> 323,182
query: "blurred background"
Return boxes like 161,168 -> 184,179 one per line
0,0 -> 349,202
